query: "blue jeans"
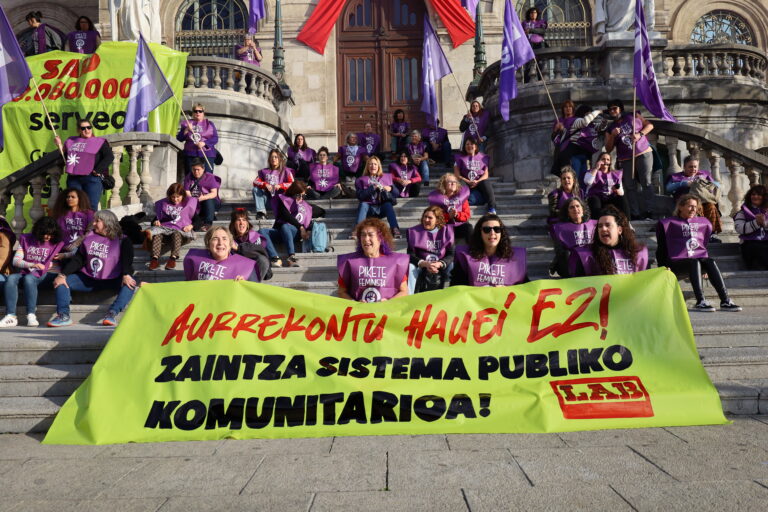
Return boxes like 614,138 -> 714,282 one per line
570,154 -> 589,186
5,272 -> 56,315
256,228 -> 280,259
356,202 -> 399,229
198,198 -> 216,224
67,174 -> 103,211
55,272 -> 136,316
417,160 -> 430,184
264,224 -> 298,256
252,187 -> 274,214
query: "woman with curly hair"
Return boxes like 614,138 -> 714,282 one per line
550,197 -> 596,278
733,184 -> 768,270
407,206 -> 455,294
50,188 -> 94,248
657,194 -> 741,312
338,218 -> 409,302
451,214 -> 528,286
569,206 -> 648,276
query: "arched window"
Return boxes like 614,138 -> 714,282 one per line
515,0 -> 591,47
175,0 -> 249,57
690,10 -> 755,46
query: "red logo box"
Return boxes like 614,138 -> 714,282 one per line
550,376 -> 654,419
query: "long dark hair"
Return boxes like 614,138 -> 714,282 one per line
75,16 -> 95,31
525,7 -> 540,21
742,184 -> 767,209
50,188 -> 92,219
559,197 -> 591,223
469,214 -> 512,260
393,109 -> 405,122
285,180 -> 307,198
292,133 -> 308,151
32,217 -> 61,244
267,148 -> 285,171
592,206 -> 643,274
228,208 -> 253,239
461,136 -> 480,155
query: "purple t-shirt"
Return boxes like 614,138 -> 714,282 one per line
277,196 -> 313,229
357,132 -> 381,155
64,136 -> 106,176
428,187 -> 470,226
462,109 -> 490,143
407,142 -> 427,158
569,246 -> 649,276
407,225 -> 454,261
422,127 -> 448,145
586,170 -> 623,200
551,220 -> 597,250
388,163 -> 421,197
57,210 -> 94,245
338,252 -> 409,302
309,163 -> 340,192
287,147 -> 316,164
455,246 -> 527,287
178,119 -> 218,157
234,44 -> 261,66
234,229 -> 268,246
67,30 -> 99,54
611,113 -> 650,161
79,232 -> 123,280
355,174 -> 394,205
739,205 -> 768,242
338,145 -> 367,175
658,216 -> 712,260
665,170 -> 716,200
455,154 -> 490,181
523,20 -> 547,44
155,197 -> 198,230
18,234 -> 64,277
184,249 -> 259,281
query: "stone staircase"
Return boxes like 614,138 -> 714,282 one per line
0,178 -> 766,433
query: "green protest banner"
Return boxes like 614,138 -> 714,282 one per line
43,268 -> 727,445
0,42 -> 186,174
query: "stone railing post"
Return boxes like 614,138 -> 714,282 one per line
29,175 -> 45,224
706,149 -> 722,183
726,157 -> 745,215
108,146 -> 124,208
125,145 -> 142,204
48,166 -> 62,212
665,136 -> 681,174
686,140 -> 701,161
139,145 -> 154,204
744,165 -> 760,186
11,185 -> 28,233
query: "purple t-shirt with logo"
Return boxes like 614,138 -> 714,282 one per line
356,174 -> 394,205
428,187 -> 470,226
551,220 -> 597,251
65,136 -> 106,176
454,246 -> 527,287
658,216 -> 712,260
455,154 -> 490,181
338,252 -> 409,302
79,232 -> 123,280
407,225 -> 454,261
58,210 -> 94,245
569,246 -> 649,276
309,163 -> 340,192
155,197 -> 198,230
183,249 -> 259,281
357,132 -> 381,155
18,234 -> 64,277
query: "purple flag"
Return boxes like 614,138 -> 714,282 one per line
124,34 -> 174,133
499,0 -> 535,121
249,0 -> 266,34
634,0 -> 676,122
0,5 -> 32,149
420,18 -> 453,127
462,0 -> 480,20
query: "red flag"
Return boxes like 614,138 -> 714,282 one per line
296,0 -> 347,55
297,0 -> 475,54
427,0 -> 475,48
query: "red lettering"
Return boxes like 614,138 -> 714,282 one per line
40,60 -> 62,80
34,83 -> 51,101
425,309 -> 447,343
81,53 -> 100,73
187,314 -> 212,341
258,314 -> 285,340
161,303 -> 195,345
64,82 -> 80,99
84,79 -> 100,99
12,86 -> 30,102
621,380 -> 646,399
207,311 -> 237,337
58,59 -> 81,79
472,308 -> 500,344
556,287 -> 599,337
587,383 -> 621,401
119,77 -> 133,98
102,78 -> 118,99
527,288 -> 562,342
305,317 -> 325,341
231,314 -> 260,338
363,315 -> 387,343
448,312 -> 471,344
404,305 -> 431,348
47,81 -> 65,100
280,308 -> 306,338
599,284 -> 611,340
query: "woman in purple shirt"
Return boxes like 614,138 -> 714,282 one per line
454,137 -> 497,214
176,103 -> 219,174
286,134 -> 316,181
65,16 -> 100,54
733,185 -> 768,270
407,130 -> 431,185
50,188 -> 94,250
307,147 -> 344,200
656,194 -> 741,312
354,157 -> 401,239
147,183 -> 197,271
389,109 -> 409,155
549,197 -> 596,278
21,11 -> 63,56
235,34 -> 263,66
583,152 -> 630,219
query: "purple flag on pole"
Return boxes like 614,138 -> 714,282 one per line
420,18 -> 453,127
462,0 -> 480,20
0,5 -> 32,149
499,0 -> 535,121
124,34 -> 174,133
634,0 -> 676,122
249,0 -> 266,34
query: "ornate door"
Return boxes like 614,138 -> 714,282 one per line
337,0 -> 426,148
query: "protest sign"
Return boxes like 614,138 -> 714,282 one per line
43,268 -> 727,445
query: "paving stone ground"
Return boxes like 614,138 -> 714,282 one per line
1,416 -> 767,511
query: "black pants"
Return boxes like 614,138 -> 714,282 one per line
306,187 -> 342,201
669,258 -> 730,303
453,222 -> 473,245
587,195 -> 630,220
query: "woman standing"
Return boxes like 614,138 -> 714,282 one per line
262,181 -> 315,268
338,218 -> 409,302
406,130 -> 430,186
54,119 -> 114,211
657,195 -> 741,312
176,103 -> 218,174
49,211 -> 138,327
50,188 -> 94,248
389,150 -> 422,198
389,110 -> 409,155
252,148 -> 295,220
428,173 -> 472,244
604,99 -> 654,220
21,11 -> 63,56
569,207 -> 648,276
407,206 -> 455,294
460,101 -> 490,148
734,185 -> 768,270
452,214 -> 527,286
307,147 -> 344,200
147,183 -> 197,271
286,134 -> 316,182
354,156 -> 401,238
235,33 -> 263,66
522,7 -> 547,81
65,16 -> 100,54
550,197 -> 596,278
0,218 -> 64,328
583,152 -> 630,220
454,137 -> 497,214
184,227 -> 259,282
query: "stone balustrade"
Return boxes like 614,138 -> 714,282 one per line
662,43 -> 768,83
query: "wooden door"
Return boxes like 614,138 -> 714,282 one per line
337,0 -> 426,148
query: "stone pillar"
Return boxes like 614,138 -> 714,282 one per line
472,3 -> 486,84
726,158 -> 745,215
139,145 -> 154,204
125,145 -> 142,204
706,149 -> 722,183
108,146 -> 124,208
665,136 -> 681,174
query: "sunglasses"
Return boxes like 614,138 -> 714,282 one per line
79,126 -> 92,131
193,109 -> 204,113
481,226 -> 502,234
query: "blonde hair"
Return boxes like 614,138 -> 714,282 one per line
363,156 -> 383,176
204,226 -> 233,251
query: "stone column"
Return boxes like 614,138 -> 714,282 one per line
665,136 -> 681,174
139,145 -> 155,204
125,145 -> 142,204
726,157 -> 745,215
108,146 -> 124,208
706,149 -> 722,183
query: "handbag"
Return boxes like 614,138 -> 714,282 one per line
688,178 -> 720,204
214,150 -> 224,165
100,173 -> 116,191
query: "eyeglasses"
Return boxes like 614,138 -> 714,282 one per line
193,109 -> 204,113
79,126 -> 92,131
445,181 -> 458,185
481,226 -> 502,234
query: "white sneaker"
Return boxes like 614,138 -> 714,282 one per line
26,313 -> 39,327
0,314 -> 18,327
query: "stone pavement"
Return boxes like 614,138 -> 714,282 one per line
1,416 -> 767,511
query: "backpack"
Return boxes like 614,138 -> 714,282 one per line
303,221 -> 332,253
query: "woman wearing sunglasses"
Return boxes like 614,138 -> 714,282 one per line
54,120 -> 114,210
176,102 -> 218,174
451,214 -> 528,287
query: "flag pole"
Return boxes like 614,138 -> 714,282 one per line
447,72 -> 480,141
631,84 -> 637,180
170,89 -> 213,172
31,77 -> 65,159
533,60 -> 560,124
